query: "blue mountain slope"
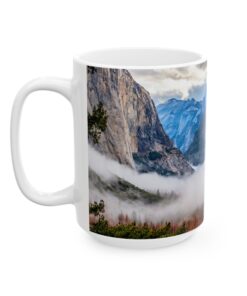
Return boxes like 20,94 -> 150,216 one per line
157,98 -> 205,156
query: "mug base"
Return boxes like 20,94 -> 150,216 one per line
88,228 -> 198,249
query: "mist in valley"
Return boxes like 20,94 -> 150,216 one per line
89,146 -> 204,225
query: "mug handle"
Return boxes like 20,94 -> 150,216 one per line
11,78 -> 74,206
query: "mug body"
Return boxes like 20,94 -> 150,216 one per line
72,49 -> 207,248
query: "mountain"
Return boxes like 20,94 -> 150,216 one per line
157,98 -> 205,165
87,67 -> 193,176
184,114 -> 205,166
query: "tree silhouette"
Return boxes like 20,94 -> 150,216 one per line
88,102 -> 108,144
88,67 -> 98,74
89,200 -> 105,216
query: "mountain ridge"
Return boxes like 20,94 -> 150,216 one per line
157,97 -> 205,165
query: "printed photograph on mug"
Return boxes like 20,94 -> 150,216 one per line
87,62 -> 206,239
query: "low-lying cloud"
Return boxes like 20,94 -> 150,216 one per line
89,146 -> 204,224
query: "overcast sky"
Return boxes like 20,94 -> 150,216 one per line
130,62 -> 207,105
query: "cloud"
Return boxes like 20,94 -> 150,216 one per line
89,146 -> 204,224
130,63 -> 207,103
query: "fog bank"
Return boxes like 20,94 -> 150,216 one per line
89,146 -> 204,224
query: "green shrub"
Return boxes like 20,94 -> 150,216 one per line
90,219 -> 187,239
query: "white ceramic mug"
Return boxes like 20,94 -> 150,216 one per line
11,48 -> 206,248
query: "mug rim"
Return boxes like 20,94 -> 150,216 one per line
74,47 -> 206,69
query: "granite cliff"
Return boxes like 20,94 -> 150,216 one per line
87,67 -> 193,176
157,98 -> 205,166
157,98 -> 204,153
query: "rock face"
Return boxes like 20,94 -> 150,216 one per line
87,67 -> 193,176
157,98 -> 205,153
185,115 -> 206,166
157,98 -> 206,166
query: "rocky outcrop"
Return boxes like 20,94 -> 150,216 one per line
87,67 -> 193,176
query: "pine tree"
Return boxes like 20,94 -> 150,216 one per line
88,102 -> 108,144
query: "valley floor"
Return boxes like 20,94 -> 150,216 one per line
89,205 -> 203,239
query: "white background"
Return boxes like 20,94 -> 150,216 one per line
0,0 -> 246,295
